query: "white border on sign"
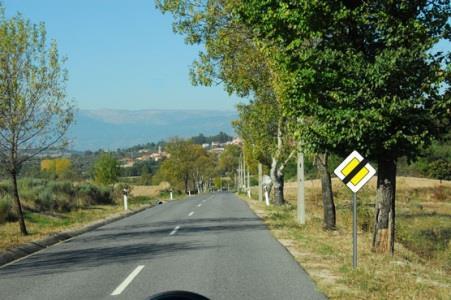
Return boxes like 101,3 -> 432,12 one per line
334,150 -> 376,193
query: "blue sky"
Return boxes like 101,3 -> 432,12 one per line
2,0 -> 243,111
1,1 -> 449,112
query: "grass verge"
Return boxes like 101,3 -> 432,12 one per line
243,177 -> 450,299
0,195 -> 160,252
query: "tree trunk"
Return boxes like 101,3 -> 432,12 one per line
316,153 -> 336,230
183,175 -> 189,194
270,158 -> 285,205
11,170 -> 28,235
372,158 -> 396,255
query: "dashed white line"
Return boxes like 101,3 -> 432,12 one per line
111,265 -> 144,296
188,211 -> 194,217
197,203 -> 202,207
170,225 -> 180,235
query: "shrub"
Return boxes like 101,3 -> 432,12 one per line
0,195 -> 16,223
36,189 -> 54,211
0,181 -> 10,195
77,183 -> 97,206
35,181 -> 76,212
96,186 -> 114,204
76,183 -> 113,205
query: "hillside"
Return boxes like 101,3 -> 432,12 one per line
68,109 -> 237,151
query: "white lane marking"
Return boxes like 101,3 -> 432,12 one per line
111,265 -> 145,296
197,203 -> 202,207
170,225 -> 180,236
188,211 -> 194,217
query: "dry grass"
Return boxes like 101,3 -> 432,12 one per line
246,176 -> 450,299
0,194 -> 161,252
131,186 -> 162,198
131,182 -> 170,198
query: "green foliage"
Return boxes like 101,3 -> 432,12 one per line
154,138 -> 216,192
120,160 -> 159,177
235,1 -> 450,162
0,7 -> 75,169
0,5 -> 75,234
93,153 -> 120,185
217,144 -> 241,176
0,178 -> 114,214
428,159 -> 451,181
157,0 -> 297,191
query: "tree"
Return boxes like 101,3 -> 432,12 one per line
218,144 -> 241,177
156,0 -> 297,205
0,10 -> 74,235
429,159 -> 451,182
234,99 -> 296,205
155,139 -> 211,193
235,0 -> 450,252
93,153 -> 120,185
41,158 -> 72,179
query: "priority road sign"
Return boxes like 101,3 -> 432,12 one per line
334,150 -> 376,269
334,150 -> 376,193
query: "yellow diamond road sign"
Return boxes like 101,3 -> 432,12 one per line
334,150 -> 376,193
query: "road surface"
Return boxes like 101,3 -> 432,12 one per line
0,193 -> 326,300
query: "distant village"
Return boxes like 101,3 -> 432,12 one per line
119,137 -> 242,168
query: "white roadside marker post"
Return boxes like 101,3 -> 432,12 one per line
247,170 -> 251,198
258,163 -> 263,202
262,175 -> 272,207
264,190 -> 270,206
122,188 -> 129,211
334,150 -> 376,269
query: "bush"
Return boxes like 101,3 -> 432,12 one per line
0,181 -> 10,195
0,195 -> 16,223
36,189 -> 54,211
76,183 -> 113,205
19,178 -> 48,189
32,181 -> 76,212
95,186 -> 114,205
0,178 -> 116,220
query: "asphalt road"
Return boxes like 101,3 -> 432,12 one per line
0,193 -> 326,300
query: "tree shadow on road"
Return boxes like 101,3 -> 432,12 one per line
0,241 -> 215,278
0,217 -> 267,278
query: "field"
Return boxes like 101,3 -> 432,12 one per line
247,176 -> 450,299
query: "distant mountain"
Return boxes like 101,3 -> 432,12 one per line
68,109 -> 237,151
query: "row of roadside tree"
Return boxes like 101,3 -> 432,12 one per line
157,0 -> 450,255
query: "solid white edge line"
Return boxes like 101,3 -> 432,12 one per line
169,225 -> 180,235
111,265 -> 145,296
188,211 -> 194,216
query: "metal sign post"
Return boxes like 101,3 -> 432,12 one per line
334,151 -> 376,269
352,192 -> 357,268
